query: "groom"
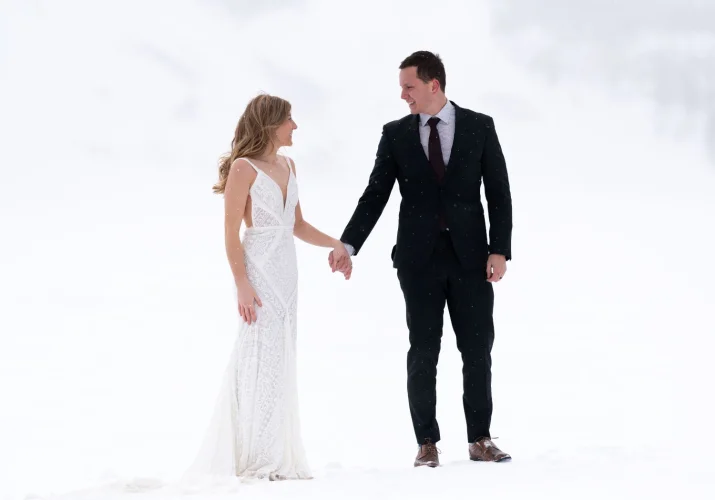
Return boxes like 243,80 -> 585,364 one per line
330,51 -> 512,466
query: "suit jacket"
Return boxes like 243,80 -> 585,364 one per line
341,101 -> 512,270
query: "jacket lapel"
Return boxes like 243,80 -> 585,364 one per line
444,102 -> 467,177
404,114 -> 433,169
405,101 -> 468,180
402,103 -> 469,183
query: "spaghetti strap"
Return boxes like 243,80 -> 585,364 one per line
281,155 -> 294,174
237,157 -> 260,172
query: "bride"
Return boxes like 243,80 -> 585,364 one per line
186,93 -> 352,482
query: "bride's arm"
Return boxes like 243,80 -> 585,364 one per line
224,159 -> 255,287
290,159 -> 342,250
225,159 -> 265,321
289,158 -> 351,279
293,201 -> 342,249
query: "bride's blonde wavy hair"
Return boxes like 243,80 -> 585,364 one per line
213,93 -> 292,194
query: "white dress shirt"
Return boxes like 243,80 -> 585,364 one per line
343,99 -> 455,256
419,98 -> 455,166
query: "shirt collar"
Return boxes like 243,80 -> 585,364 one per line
420,99 -> 453,126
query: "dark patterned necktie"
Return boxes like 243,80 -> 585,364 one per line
427,116 -> 447,229
427,117 -> 445,181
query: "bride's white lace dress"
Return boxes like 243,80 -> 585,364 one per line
185,155 -> 312,482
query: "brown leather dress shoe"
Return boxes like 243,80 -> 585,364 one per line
414,438 -> 440,467
469,437 -> 511,462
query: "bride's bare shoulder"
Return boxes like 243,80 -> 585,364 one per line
230,157 -> 259,176
224,158 -> 258,192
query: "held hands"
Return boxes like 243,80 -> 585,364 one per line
486,254 -> 507,283
328,241 -> 352,280
237,278 -> 262,324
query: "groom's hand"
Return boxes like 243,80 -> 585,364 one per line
486,254 -> 507,283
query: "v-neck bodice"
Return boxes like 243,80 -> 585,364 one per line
241,157 -> 298,229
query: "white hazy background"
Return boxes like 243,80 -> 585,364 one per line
1,0 -> 714,498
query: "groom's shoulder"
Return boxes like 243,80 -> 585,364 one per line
384,114 -> 412,129
457,104 -> 492,123
458,108 -> 499,134
382,114 -> 418,139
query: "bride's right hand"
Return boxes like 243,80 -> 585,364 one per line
237,279 -> 262,324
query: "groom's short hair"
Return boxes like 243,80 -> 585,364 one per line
399,51 -> 446,92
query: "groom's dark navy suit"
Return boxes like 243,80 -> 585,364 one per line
341,100 -> 512,443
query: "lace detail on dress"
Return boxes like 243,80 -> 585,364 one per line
185,155 -> 311,481
249,176 -> 283,228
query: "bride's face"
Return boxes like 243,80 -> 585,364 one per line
275,115 -> 297,147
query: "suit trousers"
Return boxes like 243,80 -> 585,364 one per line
397,231 -> 495,444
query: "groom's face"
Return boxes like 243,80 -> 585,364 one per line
399,66 -> 435,114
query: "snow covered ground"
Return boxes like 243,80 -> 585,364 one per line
1,1 -> 714,499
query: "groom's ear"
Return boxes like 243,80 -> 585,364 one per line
430,79 -> 440,94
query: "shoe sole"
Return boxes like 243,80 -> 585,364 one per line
414,461 -> 439,468
470,456 -> 512,463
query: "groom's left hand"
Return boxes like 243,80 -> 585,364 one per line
486,254 -> 507,283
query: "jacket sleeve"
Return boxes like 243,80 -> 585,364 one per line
481,116 -> 513,260
340,125 -> 398,255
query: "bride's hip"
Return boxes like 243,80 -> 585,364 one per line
243,254 -> 298,287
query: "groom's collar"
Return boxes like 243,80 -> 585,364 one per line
419,98 -> 455,126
